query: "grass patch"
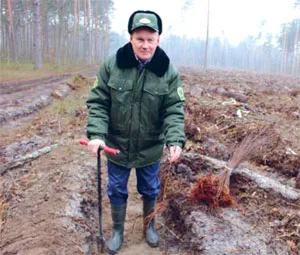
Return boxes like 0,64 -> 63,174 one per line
50,96 -> 86,116
0,61 -> 96,82
45,75 -> 92,122
40,75 -> 92,131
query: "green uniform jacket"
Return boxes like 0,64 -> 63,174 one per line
87,43 -> 185,168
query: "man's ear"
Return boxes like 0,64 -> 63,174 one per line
130,34 -> 133,42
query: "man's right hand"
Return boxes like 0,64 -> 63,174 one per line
88,139 -> 106,155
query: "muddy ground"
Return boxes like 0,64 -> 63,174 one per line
0,67 -> 299,255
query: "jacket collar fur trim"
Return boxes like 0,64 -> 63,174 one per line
116,42 -> 170,77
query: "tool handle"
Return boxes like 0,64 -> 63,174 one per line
79,139 -> 120,156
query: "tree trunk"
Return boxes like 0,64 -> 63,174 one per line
105,0 -> 111,60
94,0 -> 99,61
87,0 -> 92,63
43,11 -> 49,60
7,0 -> 18,62
73,0 -> 77,62
33,0 -> 43,69
56,0 -> 63,66
280,25 -> 288,74
184,153 -> 300,201
204,0 -> 210,70
25,0 -> 30,59
292,21 -> 300,76
0,0 -> 3,58
83,0 -> 87,61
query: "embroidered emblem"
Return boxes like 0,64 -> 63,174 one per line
177,87 -> 185,101
93,77 -> 98,88
139,18 -> 151,24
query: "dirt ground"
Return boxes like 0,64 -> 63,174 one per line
0,67 -> 299,255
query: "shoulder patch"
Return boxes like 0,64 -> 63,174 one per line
93,77 -> 98,88
177,87 -> 185,101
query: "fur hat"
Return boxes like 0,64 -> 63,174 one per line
128,10 -> 162,35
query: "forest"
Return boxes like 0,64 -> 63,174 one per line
1,1 -> 300,255
0,0 -> 299,76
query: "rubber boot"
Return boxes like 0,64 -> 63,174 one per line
143,199 -> 159,247
107,203 -> 127,254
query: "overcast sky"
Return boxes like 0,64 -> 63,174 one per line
110,0 -> 299,45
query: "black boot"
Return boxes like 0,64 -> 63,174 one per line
107,203 -> 127,254
143,199 -> 159,247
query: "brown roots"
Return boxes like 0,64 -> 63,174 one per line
189,174 -> 236,208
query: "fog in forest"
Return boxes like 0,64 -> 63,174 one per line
0,0 -> 299,76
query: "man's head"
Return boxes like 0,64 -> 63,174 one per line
128,10 -> 162,62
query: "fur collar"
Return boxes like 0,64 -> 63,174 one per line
116,43 -> 170,77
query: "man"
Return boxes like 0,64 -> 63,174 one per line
86,10 -> 185,254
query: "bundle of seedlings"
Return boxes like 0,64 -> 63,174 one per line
189,125 -> 276,208
146,161 -> 190,227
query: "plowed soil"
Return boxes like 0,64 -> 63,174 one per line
0,67 -> 299,255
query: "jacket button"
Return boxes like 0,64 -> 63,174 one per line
119,88 -> 122,90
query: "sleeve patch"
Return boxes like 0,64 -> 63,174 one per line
93,77 -> 98,88
177,87 -> 185,101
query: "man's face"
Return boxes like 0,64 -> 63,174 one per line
130,28 -> 160,62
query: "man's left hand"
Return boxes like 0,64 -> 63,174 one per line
169,145 -> 182,163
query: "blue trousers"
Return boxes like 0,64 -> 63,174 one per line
107,160 -> 161,205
